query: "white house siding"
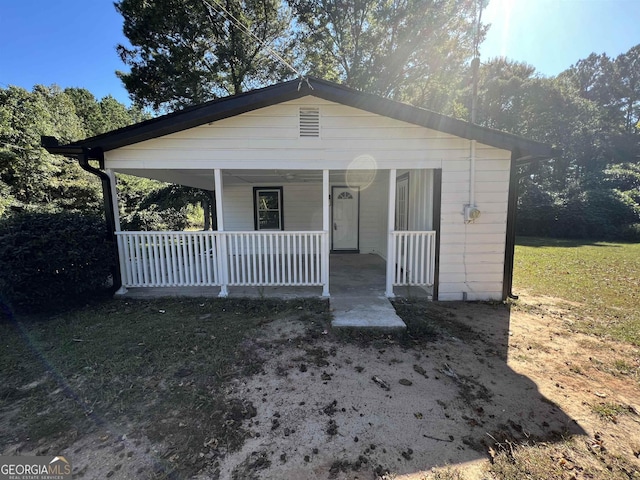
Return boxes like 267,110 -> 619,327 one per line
105,96 -> 512,301
105,97 -> 495,171
220,178 -> 388,256
438,156 -> 511,301
357,177 -> 387,255
222,183 -> 323,231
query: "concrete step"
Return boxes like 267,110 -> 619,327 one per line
330,295 -> 406,331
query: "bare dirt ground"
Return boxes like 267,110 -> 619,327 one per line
3,295 -> 639,479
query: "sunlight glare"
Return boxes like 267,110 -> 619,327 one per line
482,0 -> 516,58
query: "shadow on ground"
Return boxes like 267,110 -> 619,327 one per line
208,300 -> 586,479
516,236 -> 623,248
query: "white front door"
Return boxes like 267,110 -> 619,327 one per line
332,186 -> 359,251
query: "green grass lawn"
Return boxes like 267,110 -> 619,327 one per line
513,237 -> 640,346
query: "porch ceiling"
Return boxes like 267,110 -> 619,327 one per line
114,168 -> 382,189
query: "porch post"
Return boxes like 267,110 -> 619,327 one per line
105,169 -> 127,294
214,169 -> 229,297
105,169 -> 121,232
322,169 -> 330,297
385,169 -> 397,298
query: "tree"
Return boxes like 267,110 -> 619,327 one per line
64,87 -> 106,137
473,58 -> 607,192
560,45 -> 640,165
616,45 -> 640,133
117,183 -> 214,231
115,0 -> 486,113
472,58 -> 539,130
289,0 -> 483,105
115,0 -> 293,110
0,85 -> 85,210
0,85 -> 145,218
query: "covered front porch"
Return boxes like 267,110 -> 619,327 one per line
109,168 -> 439,300
119,253 -> 432,300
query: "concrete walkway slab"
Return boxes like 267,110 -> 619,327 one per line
330,295 -> 406,330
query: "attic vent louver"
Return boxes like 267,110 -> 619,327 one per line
299,107 -> 320,137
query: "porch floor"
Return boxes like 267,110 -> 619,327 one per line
120,254 -> 431,330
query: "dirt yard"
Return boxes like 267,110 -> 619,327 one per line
2,295 -> 639,479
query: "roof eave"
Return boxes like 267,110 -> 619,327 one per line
46,77 -> 557,159
77,79 -> 308,151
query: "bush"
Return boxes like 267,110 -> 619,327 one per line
121,205 -> 190,231
0,211 -> 116,313
517,187 -> 640,240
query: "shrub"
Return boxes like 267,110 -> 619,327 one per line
517,187 -> 640,240
120,205 -> 190,231
0,211 -> 116,313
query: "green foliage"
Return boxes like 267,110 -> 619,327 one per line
290,0 -> 481,103
0,179 -> 14,217
115,178 -> 213,231
115,173 -> 166,215
0,212 -> 116,312
115,0 -> 293,110
114,0 -> 483,113
475,50 -> 640,240
121,204 -> 191,231
64,88 -> 149,136
518,186 -> 640,240
0,84 -> 143,219
604,163 -> 640,192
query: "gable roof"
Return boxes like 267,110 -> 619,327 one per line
44,77 -> 558,163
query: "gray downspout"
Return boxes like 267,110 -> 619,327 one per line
77,149 -> 123,294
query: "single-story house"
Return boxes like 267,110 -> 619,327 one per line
44,77 -> 556,301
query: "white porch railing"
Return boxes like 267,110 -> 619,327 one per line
117,231 -> 221,287
116,231 -> 327,289
391,231 -> 436,286
226,232 -> 323,286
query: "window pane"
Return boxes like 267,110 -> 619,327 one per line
255,188 -> 282,230
259,211 -> 280,230
258,191 -> 280,211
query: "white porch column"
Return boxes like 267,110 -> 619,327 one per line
214,169 -> 229,297
106,169 -> 127,295
385,169 -> 397,298
321,169 -> 330,297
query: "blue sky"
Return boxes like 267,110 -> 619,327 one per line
482,0 -> 640,76
1,0 -> 639,107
